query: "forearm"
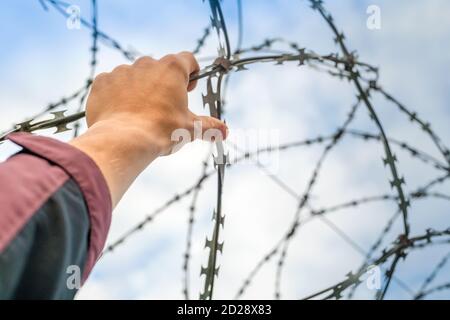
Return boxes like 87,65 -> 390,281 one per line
69,119 -> 163,208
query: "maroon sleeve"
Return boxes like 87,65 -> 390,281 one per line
0,132 -> 112,282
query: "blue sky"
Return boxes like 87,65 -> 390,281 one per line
0,0 -> 449,299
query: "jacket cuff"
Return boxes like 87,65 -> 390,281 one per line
7,132 -> 112,282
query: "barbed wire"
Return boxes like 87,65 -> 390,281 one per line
274,98 -> 362,299
300,227 -> 450,300
1,0 -> 448,300
73,0 -> 98,138
414,251 -> 450,299
234,164 -> 450,299
183,154 -> 211,300
415,282 -> 450,300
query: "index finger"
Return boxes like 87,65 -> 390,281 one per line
176,51 -> 200,92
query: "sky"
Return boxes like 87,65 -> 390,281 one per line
0,0 -> 449,300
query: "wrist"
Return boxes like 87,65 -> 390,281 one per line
69,118 -> 166,207
87,118 -> 168,158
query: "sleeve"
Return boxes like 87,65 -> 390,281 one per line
0,132 -> 112,299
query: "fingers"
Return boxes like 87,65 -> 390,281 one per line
160,51 -> 200,91
132,53 -> 200,91
178,52 -> 200,92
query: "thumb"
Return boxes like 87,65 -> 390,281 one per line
192,114 -> 228,142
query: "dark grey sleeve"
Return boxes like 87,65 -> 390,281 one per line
0,178 -> 90,300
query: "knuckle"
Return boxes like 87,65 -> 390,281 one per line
163,54 -> 182,68
113,64 -> 131,73
180,51 -> 194,59
161,55 -> 187,80
180,51 -> 198,68
134,56 -> 155,66
92,72 -> 109,86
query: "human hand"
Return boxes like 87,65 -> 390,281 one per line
85,52 -> 227,156
70,52 -> 228,207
